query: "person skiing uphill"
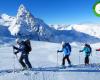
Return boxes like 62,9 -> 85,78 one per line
79,43 -> 92,65
13,39 -> 32,70
57,41 -> 72,67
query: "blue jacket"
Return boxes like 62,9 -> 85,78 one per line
80,46 -> 91,56
58,46 -> 71,56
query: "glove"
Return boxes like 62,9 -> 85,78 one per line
57,50 -> 59,53
79,50 -> 82,52
14,51 -> 18,55
13,46 -> 16,49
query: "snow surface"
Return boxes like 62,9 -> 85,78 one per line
0,41 -> 100,80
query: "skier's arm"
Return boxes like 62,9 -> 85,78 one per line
57,48 -> 63,53
79,47 -> 85,52
13,46 -> 19,50
14,51 -> 19,54
13,46 -> 23,52
96,48 -> 100,51
79,50 -> 83,52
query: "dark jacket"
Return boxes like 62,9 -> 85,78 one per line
13,41 -> 27,54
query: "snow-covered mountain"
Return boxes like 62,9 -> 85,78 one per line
9,4 -> 54,41
0,14 -> 15,26
0,4 -> 100,44
0,13 -> 15,37
0,14 -> 15,44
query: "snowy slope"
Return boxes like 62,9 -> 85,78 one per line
50,24 -> 100,38
0,41 -> 100,80
0,25 -> 14,44
0,14 -> 15,44
70,24 -> 100,38
0,13 -> 15,38
0,14 -> 15,26
53,29 -> 100,43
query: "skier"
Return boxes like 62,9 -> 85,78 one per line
57,41 -> 72,67
79,43 -> 92,65
13,39 -> 32,70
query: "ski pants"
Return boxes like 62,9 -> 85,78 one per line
62,55 -> 71,65
85,55 -> 89,65
19,53 -> 32,68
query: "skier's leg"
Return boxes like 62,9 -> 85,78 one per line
62,56 -> 66,66
87,55 -> 89,64
24,54 -> 32,68
85,55 -> 88,65
85,56 -> 87,65
66,55 -> 71,65
19,54 -> 27,68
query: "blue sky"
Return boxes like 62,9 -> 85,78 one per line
0,0 -> 100,24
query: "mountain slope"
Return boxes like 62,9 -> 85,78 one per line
0,14 -> 15,26
9,4 -> 54,41
54,29 -> 100,43
50,24 -> 100,39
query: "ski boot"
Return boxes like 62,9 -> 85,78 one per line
61,65 -> 66,69
22,67 -> 27,71
68,63 -> 72,67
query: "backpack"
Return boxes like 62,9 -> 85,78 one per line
65,43 -> 71,52
87,44 -> 92,53
24,39 -> 32,53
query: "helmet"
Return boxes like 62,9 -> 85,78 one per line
16,38 -> 22,44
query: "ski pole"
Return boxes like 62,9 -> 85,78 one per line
57,52 -> 58,66
79,52 -> 80,65
13,47 -> 16,73
15,54 -> 23,70
15,54 -> 19,62
13,46 -> 22,70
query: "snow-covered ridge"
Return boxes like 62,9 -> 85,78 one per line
50,24 -> 100,39
0,14 -> 15,26
72,24 -> 100,38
